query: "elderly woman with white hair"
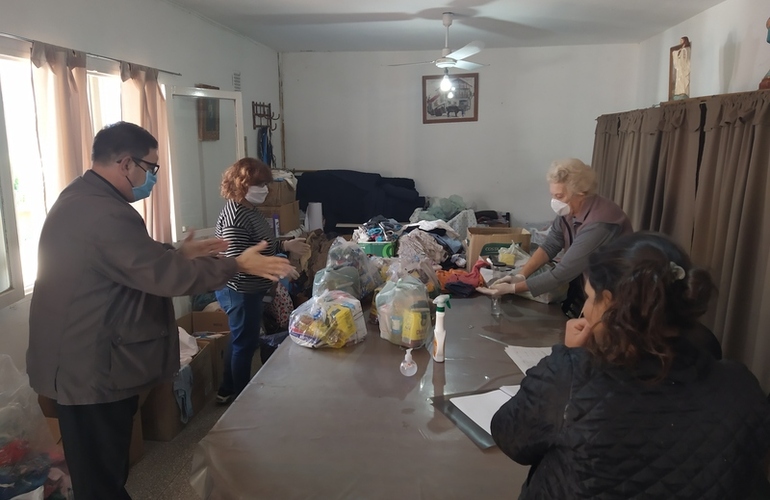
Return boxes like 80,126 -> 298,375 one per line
482,158 -> 632,317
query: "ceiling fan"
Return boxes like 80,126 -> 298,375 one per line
390,12 -> 485,71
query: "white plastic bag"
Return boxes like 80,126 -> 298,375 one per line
0,355 -> 57,500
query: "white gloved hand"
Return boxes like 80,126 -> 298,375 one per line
494,273 -> 526,285
284,237 -> 310,256
477,282 -> 516,296
285,266 -> 300,281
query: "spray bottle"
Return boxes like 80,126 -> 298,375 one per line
431,294 -> 451,363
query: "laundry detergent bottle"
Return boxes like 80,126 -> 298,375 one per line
431,294 -> 451,362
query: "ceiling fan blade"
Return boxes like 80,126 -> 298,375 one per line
452,60 -> 485,71
445,40 -> 484,61
387,60 -> 435,67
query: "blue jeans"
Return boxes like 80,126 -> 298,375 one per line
215,287 -> 265,396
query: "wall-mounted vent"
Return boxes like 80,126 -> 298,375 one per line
232,72 -> 241,91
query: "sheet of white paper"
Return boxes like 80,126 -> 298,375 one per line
450,388 -> 517,436
504,345 -> 552,374
499,385 -> 521,398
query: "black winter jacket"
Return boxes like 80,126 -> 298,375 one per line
491,339 -> 770,499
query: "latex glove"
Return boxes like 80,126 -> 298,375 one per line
284,237 -> 311,256
236,242 -> 295,281
179,230 -> 230,259
477,279 -> 522,295
476,286 -> 507,296
565,318 -> 592,348
494,273 -> 526,285
285,266 -> 300,281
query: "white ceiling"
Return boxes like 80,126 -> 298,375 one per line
168,0 -> 725,53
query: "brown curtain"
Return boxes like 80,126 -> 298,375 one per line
592,103 -> 700,252
120,63 -> 173,243
592,113 -> 621,198
691,91 -> 770,391
616,107 -> 661,235
646,101 -> 701,252
31,42 -> 93,212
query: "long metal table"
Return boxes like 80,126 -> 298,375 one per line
190,295 -> 566,499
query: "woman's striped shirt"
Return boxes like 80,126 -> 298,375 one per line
215,199 -> 280,293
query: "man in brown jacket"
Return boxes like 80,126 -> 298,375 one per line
27,122 -> 294,499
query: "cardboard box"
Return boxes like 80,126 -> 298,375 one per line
196,333 -> 230,389
466,227 -> 531,270
177,311 -> 231,389
263,179 -> 296,207
258,200 -> 300,235
177,311 -> 230,335
141,340 -> 214,441
39,395 -> 145,466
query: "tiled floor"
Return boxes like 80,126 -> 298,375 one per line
125,398 -> 228,499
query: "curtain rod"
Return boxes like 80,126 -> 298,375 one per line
0,31 -> 182,76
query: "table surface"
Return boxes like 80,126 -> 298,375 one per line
190,295 -> 566,500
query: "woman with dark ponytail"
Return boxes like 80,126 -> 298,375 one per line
491,232 -> 770,499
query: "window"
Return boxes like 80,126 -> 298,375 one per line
88,71 -> 122,133
0,56 -> 46,293
0,52 -> 122,298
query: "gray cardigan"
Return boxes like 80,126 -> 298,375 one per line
28,170 -> 238,405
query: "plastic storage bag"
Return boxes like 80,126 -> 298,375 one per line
385,258 -> 441,299
0,355 -> 58,500
375,276 -> 433,348
325,237 -> 381,296
312,266 -> 362,299
288,291 -> 367,348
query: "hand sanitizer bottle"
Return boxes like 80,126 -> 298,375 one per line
431,294 -> 451,362
400,348 -> 417,377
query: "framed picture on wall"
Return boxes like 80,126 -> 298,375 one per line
422,72 -> 478,124
195,83 -> 220,141
668,37 -> 691,101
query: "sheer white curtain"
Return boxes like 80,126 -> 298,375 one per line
30,42 -> 93,211
120,63 -> 173,243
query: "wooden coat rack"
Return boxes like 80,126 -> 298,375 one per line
252,101 -> 280,131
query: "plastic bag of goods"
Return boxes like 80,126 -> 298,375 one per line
385,258 -> 441,299
326,237 -> 382,295
0,355 -> 59,499
289,291 -> 367,348
375,276 -> 433,348
312,266 -> 362,298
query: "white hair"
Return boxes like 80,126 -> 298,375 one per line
546,158 -> 597,197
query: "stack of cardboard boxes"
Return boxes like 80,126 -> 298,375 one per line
38,311 -> 234,466
139,311 -> 231,442
258,179 -> 300,236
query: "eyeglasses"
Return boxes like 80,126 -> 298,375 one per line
131,157 -> 161,175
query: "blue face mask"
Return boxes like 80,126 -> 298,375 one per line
131,170 -> 157,201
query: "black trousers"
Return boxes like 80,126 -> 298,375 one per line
56,395 -> 138,500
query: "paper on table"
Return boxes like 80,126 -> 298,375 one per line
504,345 -> 552,374
449,385 -> 520,436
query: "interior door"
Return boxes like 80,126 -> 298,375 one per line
167,86 -> 244,242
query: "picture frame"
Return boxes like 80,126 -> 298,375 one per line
668,37 -> 691,101
195,84 -> 220,141
422,73 -> 478,124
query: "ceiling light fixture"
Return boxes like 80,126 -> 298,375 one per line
440,68 -> 452,92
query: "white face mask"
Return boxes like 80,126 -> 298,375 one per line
245,185 -> 269,205
551,198 -> 571,217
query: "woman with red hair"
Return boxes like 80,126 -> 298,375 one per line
215,158 -> 308,403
